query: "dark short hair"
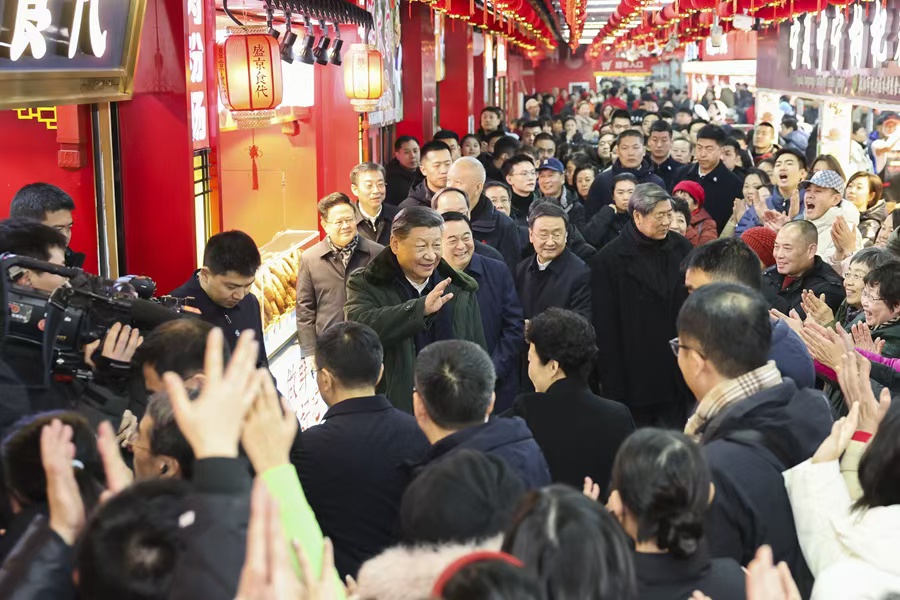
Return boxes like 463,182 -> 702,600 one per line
689,119 -> 709,129
434,130 -> 460,143
745,167 -> 772,187
414,340 -> 495,429
612,173 -> 639,194
481,106 -> 503,119
781,219 -> 818,247
350,162 -> 386,186
850,247 -> 893,272
611,428 -> 710,559
202,230 -> 261,277
493,136 -> 521,159
484,180 -> 512,199
611,109 -> 631,123
847,172 -> 884,207
728,129 -> 747,143
676,283 -> 771,378
0,217 -> 69,261
757,121 -> 776,132
682,238 -> 762,290
77,479 -> 192,599
523,120 -> 541,130
534,132 -> 555,145
864,262 -> 900,312
696,124 -> 727,145
676,107 -> 693,117
502,486 -> 637,600
617,129 -> 644,145
641,112 -> 659,122
781,116 -> 798,130
501,154 -> 535,178
420,140 -> 452,161
527,200 -> 569,229
461,133 -> 479,146
659,107 -> 675,120
10,183 -> 76,221
133,319 -> 225,380
774,147 -> 808,170
649,120 -> 673,136
315,321 -> 383,387
811,154 -> 846,180
317,192 -> 354,221
146,389 -> 199,479
394,135 -> 419,151
484,129 -> 507,142
526,308 -> 597,380
440,211 -> 473,231
391,206 -> 444,240
671,197 -> 691,225
722,138 -> 741,153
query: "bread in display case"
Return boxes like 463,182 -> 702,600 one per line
250,230 -> 319,357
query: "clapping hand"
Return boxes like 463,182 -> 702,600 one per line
850,322 -> 885,355
787,188 -> 802,220
769,308 -> 805,334
583,477 -> 600,501
731,198 -> 747,225
812,403 -> 859,463
799,290 -> 834,327
241,373 -> 299,475
831,217 -> 857,259
836,350 -> 893,435
164,328 -> 262,459
798,322 -> 844,370
762,210 -> 789,232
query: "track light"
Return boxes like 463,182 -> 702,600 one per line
329,38 -> 343,65
280,31 -> 297,63
297,35 -> 315,64
265,3 -> 280,40
312,23 -> 331,65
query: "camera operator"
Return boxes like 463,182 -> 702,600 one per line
171,231 -> 268,368
9,182 -> 85,269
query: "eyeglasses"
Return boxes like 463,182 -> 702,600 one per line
327,218 -> 356,227
862,288 -> 883,303
534,231 -> 565,242
669,337 -> 704,359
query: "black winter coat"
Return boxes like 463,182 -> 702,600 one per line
384,159 -> 423,206
0,515 -> 76,600
582,205 -> 630,249
699,380 -> 833,599
470,196 -> 522,273
355,202 -> 399,247
672,161 -> 744,232
634,546 -> 746,600
585,160 -> 667,219
590,222 -> 694,427
515,248 -> 591,322
399,179 -> 436,209
762,256 -> 845,318
650,156 -> 684,192
503,378 -> 634,492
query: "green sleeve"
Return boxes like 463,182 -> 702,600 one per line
260,465 -> 346,598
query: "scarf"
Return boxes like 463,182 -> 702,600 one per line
327,235 -> 359,269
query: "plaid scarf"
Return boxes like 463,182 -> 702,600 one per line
684,361 -> 782,441
326,235 -> 359,269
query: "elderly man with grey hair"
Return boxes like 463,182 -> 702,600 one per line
345,206 -> 487,413
447,156 -> 521,271
589,182 -> 694,428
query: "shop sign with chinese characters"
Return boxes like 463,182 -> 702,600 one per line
757,2 -> 900,103
0,0 -> 146,108
185,0 -> 208,149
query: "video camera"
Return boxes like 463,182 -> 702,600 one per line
0,253 -> 186,379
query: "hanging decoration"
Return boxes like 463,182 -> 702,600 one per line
216,26 -> 284,128
343,43 -> 384,112
248,133 -> 263,191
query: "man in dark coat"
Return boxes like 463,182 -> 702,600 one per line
647,119 -> 682,191
446,157 -> 521,272
515,202 -> 591,322
504,308 -> 634,492
585,130 -> 666,219
762,220 -> 845,317
591,183 -> 694,427
293,323 -> 429,579
171,230 -> 268,368
412,340 -> 551,490
345,207 -> 487,413
672,124 -> 744,232
400,141 -> 452,209
350,162 -> 399,246
441,212 -> 524,413
384,136 -> 423,206
296,193 -> 382,360
676,283 -> 832,599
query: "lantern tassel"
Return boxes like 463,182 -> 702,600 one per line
249,140 -> 261,191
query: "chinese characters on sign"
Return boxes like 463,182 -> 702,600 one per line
8,0 -> 108,61
252,43 -> 271,99
186,0 -> 208,149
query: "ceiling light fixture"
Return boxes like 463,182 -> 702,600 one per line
329,26 -> 343,66
279,6 -> 295,63
297,18 -> 316,64
312,21 -> 331,65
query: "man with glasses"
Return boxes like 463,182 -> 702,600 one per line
502,154 -> 541,227
350,162 -> 399,246
514,201 -> 590,323
586,129 -> 666,219
590,183 -> 694,428
297,193 -> 383,368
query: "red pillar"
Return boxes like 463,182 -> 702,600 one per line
473,53 -> 485,123
397,2 -> 436,142
438,23 -> 473,136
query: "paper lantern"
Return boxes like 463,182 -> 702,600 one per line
343,44 -> 383,113
216,27 -> 284,127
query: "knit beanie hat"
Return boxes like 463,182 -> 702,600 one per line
741,226 -> 777,268
400,450 -> 527,545
673,181 -> 706,209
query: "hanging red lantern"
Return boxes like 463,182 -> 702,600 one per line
690,0 -> 717,11
661,3 -> 679,21
697,11 -> 715,25
216,27 -> 284,128
717,2 -> 735,19
343,44 -> 383,113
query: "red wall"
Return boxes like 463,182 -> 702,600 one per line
117,0 -> 197,293
0,109 -> 99,274
438,24 -> 473,136
397,2 -> 437,141
532,54 -> 599,93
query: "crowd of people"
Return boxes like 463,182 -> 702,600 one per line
1,82 -> 900,600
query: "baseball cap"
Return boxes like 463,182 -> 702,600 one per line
800,169 -> 845,195
538,157 -> 564,173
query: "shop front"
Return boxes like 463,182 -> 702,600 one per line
682,29 -> 757,112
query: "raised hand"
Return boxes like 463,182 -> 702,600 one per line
762,210 -> 789,232
769,308 -> 803,334
850,322 -> 883,355
747,545 -> 802,600
241,373 -> 299,474
97,420 -> 134,502
164,328 -> 261,459
798,321 -> 843,370
296,537 -> 342,600
799,290 -> 834,327
40,419 -> 86,546
812,403 -> 859,464
424,278 -> 454,316
787,188 -> 801,220
583,476 -> 600,501
732,198 -> 747,225
830,217 -> 858,259
836,351 -> 893,435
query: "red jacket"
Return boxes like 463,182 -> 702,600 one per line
687,208 -> 719,247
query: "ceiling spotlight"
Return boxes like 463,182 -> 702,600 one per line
266,3 -> 280,40
312,24 -> 331,65
297,34 -> 315,64
329,38 -> 344,66
280,30 -> 297,63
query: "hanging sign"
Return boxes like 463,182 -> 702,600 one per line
185,0 -> 208,149
0,0 -> 147,108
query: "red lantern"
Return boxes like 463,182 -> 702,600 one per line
717,2 -> 734,19
661,3 -> 679,21
828,0 -> 853,5
697,11 -> 715,25
343,44 -> 383,113
216,28 -> 283,127
691,0 -> 717,11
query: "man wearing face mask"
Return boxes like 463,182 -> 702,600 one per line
590,184 -> 694,428
345,207 -> 486,413
586,130 -> 666,220
401,141 -> 453,209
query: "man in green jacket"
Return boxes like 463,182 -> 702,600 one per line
345,206 -> 487,413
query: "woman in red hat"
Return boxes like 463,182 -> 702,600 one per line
673,181 -> 718,247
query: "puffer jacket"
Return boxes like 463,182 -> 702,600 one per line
859,200 -> 887,247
